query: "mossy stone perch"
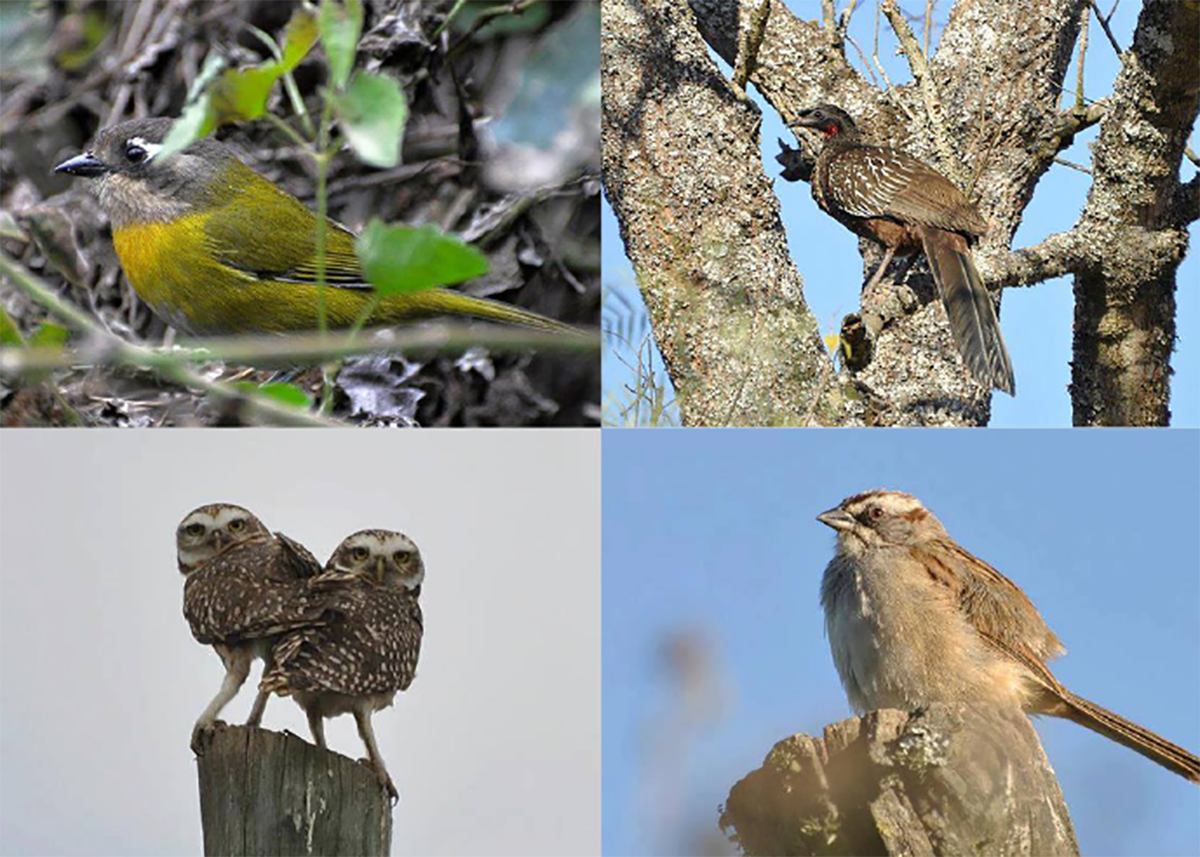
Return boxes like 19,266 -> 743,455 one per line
720,704 -> 1080,857
197,724 -> 392,856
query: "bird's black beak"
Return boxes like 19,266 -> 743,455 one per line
788,112 -> 817,129
54,151 -> 107,178
816,507 -> 855,531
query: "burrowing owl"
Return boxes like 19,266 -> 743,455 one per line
261,530 -> 424,802
177,503 -> 324,754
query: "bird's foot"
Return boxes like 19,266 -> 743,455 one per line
191,719 -> 227,756
357,758 -> 399,804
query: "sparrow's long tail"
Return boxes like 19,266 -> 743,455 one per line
1045,689 -> 1200,783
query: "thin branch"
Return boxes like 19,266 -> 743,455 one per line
733,0 -> 772,91
845,34 -> 878,85
1088,0 -> 1121,53
880,0 -> 960,182
922,0 -> 933,57
1074,2 -> 1089,111
1053,156 -> 1092,175
1185,145 -> 1200,168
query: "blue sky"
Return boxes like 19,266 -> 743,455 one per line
601,429 -> 1200,856
602,1 -> 1199,426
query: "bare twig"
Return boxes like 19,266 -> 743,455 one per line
733,0 -> 772,91
845,34 -> 879,85
881,0 -> 960,181
1074,2 -> 1089,111
1185,146 -> 1200,168
1053,156 -> 1092,175
923,0 -> 933,56
1088,0 -> 1121,53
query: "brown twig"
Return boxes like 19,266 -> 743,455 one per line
880,0 -> 959,182
1088,0 -> 1121,53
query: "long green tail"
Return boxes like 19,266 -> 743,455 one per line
375,288 -> 581,335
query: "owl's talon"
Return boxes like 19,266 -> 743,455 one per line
191,720 -> 225,756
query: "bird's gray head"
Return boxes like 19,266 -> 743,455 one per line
789,104 -> 858,140
176,503 -> 270,575
817,490 -> 947,555
326,529 -> 424,593
53,118 -> 238,228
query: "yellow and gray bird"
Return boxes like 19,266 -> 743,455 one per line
177,503 -> 325,754
54,118 -> 576,336
261,529 -> 424,802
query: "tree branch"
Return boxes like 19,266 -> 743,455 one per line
880,0 -> 961,183
977,230 -> 1086,289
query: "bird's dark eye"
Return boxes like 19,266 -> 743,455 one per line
185,523 -> 205,536
228,519 -> 245,533
393,549 -> 411,563
351,547 -> 370,562
124,143 -> 148,163
870,507 -> 885,520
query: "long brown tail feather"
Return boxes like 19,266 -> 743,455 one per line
919,226 -> 1016,395
1049,690 -> 1200,783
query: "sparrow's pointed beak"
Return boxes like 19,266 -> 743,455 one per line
816,507 -> 855,531
54,152 -> 107,177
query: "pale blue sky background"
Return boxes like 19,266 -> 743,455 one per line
602,429 -> 1200,856
602,0 -> 1200,426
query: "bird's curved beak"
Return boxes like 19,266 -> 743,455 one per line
54,151 -> 107,178
816,507 -> 855,531
788,112 -> 817,129
375,556 -> 387,583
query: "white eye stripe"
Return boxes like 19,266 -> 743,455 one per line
126,137 -> 162,161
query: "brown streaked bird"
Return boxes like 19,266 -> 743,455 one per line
261,529 -> 425,803
790,105 -> 1015,395
177,503 -> 324,754
816,489 -> 1199,783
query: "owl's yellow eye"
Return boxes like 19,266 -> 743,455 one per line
185,523 -> 205,536
393,550 -> 412,563
228,519 -> 246,533
351,547 -> 370,562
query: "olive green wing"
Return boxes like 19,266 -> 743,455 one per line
203,159 -> 368,287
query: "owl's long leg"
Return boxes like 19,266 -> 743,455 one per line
353,706 -> 397,803
245,651 -> 275,728
306,706 -> 327,749
192,646 -> 252,755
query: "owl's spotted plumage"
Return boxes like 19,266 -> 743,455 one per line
262,529 -> 425,802
177,504 -> 324,754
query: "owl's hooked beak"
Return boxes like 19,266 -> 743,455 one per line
375,555 -> 388,583
817,507 -> 855,531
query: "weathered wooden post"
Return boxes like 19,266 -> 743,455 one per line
720,704 -> 1079,857
197,725 -> 392,857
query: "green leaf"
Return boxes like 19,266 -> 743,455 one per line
29,322 -> 69,349
239,381 -> 314,409
319,0 -> 363,90
355,220 -> 489,296
279,8 -> 319,72
330,71 -> 407,167
158,53 -> 228,160
0,307 -> 26,347
210,65 -> 281,124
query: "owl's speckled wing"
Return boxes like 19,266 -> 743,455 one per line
275,531 -> 323,579
183,537 -> 324,646
269,580 -> 423,696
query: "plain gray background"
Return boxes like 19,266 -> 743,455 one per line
0,429 -> 600,856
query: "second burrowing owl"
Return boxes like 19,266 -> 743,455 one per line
177,503 -> 324,754
261,529 -> 425,802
